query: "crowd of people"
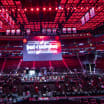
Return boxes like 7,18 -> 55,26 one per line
0,72 -> 104,103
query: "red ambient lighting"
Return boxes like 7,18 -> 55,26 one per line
81,7 -> 83,10
12,9 -> 15,12
55,36 -> 59,40
31,8 -> 34,11
24,8 -> 27,12
36,8 -> 39,11
67,8 -> 70,10
49,8 -> 52,11
18,9 -> 20,11
55,7 -> 58,10
6,9 -> 8,11
74,7 -> 76,9
43,8 -> 46,11
61,8 -> 64,10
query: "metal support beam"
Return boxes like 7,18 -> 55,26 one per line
1,58 -> 7,73
93,52 -> 98,73
62,58 -> 71,72
76,53 -> 84,72
16,59 -> 22,73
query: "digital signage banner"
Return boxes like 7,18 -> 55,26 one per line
23,36 -> 62,61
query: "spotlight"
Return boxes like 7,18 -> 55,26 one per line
61,8 -> 64,10
74,7 -> 76,9
36,8 -> 39,11
81,7 -> 83,10
43,7 -> 46,11
24,8 -> 27,12
18,9 -> 20,11
49,8 -> 52,11
55,7 -> 58,10
31,8 -> 34,11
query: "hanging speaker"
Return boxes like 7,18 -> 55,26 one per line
91,64 -> 95,72
85,64 -> 95,72
85,64 -> 89,71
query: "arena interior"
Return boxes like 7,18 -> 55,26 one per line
0,0 -> 104,104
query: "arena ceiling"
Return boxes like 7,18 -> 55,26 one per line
0,0 -> 104,32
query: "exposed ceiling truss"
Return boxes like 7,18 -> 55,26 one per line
0,0 -> 104,33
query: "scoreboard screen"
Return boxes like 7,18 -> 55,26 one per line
23,36 -> 62,61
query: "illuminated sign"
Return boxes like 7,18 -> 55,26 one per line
23,36 -> 62,61
26,41 -> 61,54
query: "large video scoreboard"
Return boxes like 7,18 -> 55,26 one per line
23,36 -> 62,61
